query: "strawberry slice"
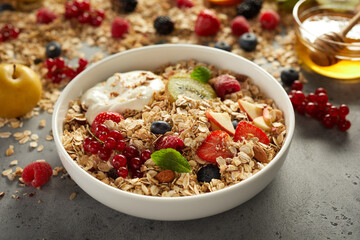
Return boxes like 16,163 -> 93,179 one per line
90,111 -> 124,133
196,130 -> 234,163
234,121 -> 270,145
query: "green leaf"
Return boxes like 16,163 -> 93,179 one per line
151,149 -> 191,173
191,66 -> 211,83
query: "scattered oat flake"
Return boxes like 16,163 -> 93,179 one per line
10,160 -> 18,166
30,141 -> 38,148
69,192 -> 77,200
0,192 -> 5,197
31,134 -> 39,141
0,132 -> 11,138
39,120 -> 46,128
36,159 -> 46,162
46,135 -> 53,141
37,145 -> 44,152
6,145 -> 14,156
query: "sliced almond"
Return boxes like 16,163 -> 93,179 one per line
155,170 -> 175,183
253,144 -> 269,163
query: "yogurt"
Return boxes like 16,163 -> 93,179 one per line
81,71 -> 165,124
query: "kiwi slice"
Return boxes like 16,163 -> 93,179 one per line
166,73 -> 217,102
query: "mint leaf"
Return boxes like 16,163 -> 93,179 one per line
191,66 -> 211,83
151,149 -> 191,173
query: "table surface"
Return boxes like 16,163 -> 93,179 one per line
1,12 -> 360,240
1,57 -> 359,240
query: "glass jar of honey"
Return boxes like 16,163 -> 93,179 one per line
293,0 -> 360,80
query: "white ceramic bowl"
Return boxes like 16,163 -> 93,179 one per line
52,44 -> 295,221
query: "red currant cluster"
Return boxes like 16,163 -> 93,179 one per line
289,80 -> 351,131
44,57 -> 88,83
0,24 -> 20,42
64,0 -> 105,27
83,123 -> 152,179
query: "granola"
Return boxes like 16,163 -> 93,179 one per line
62,60 -> 287,197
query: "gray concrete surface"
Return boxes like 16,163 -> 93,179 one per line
1,70 -> 359,240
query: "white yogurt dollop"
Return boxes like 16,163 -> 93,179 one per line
81,71 -> 165,124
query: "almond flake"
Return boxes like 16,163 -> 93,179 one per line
39,120 -> 46,128
37,145 -> 44,152
2,169 -> 12,176
69,192 -> 77,200
0,132 -> 11,138
6,145 -> 14,156
10,160 -> 18,166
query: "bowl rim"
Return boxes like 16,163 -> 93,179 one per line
52,43 -> 295,202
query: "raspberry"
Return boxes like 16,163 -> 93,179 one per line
176,0 -> 194,8
194,9 -> 220,36
212,74 -> 241,99
154,16 -> 174,35
111,17 -> 130,38
236,0 -> 262,19
231,16 -> 250,36
259,10 -> 280,30
36,8 -> 57,24
22,162 -> 52,188
91,111 -> 124,133
155,135 -> 185,151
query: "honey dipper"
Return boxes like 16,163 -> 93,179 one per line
309,10 -> 360,67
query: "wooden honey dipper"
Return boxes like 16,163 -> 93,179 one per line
309,10 -> 360,67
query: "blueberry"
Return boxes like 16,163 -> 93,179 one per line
197,165 -> 221,183
150,121 -> 172,134
239,33 -> 258,52
214,41 -> 232,52
0,3 -> 14,13
45,42 -> 62,59
154,16 -> 174,35
280,68 -> 299,86
232,119 -> 239,129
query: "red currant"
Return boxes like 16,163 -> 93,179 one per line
117,167 -> 128,178
98,146 -> 112,161
123,145 -> 139,160
291,80 -> 303,91
327,106 -> 338,117
108,130 -> 123,141
95,124 -> 109,135
83,137 -> 92,153
338,104 -> 349,118
129,157 -> 142,170
116,140 -> 126,152
111,154 -> 127,169
315,87 -> 327,95
89,139 -> 101,154
140,150 -> 152,163
322,114 -> 337,128
337,119 -> 351,132
315,92 -> 328,106
306,93 -> 316,102
132,169 -> 143,178
296,101 -> 306,115
305,102 -> 317,116
104,137 -> 117,149
293,90 -> 305,106
78,12 -> 91,23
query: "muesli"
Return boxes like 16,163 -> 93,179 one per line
62,59 -> 286,197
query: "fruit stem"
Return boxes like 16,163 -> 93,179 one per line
12,64 -> 16,79
86,125 -> 104,144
